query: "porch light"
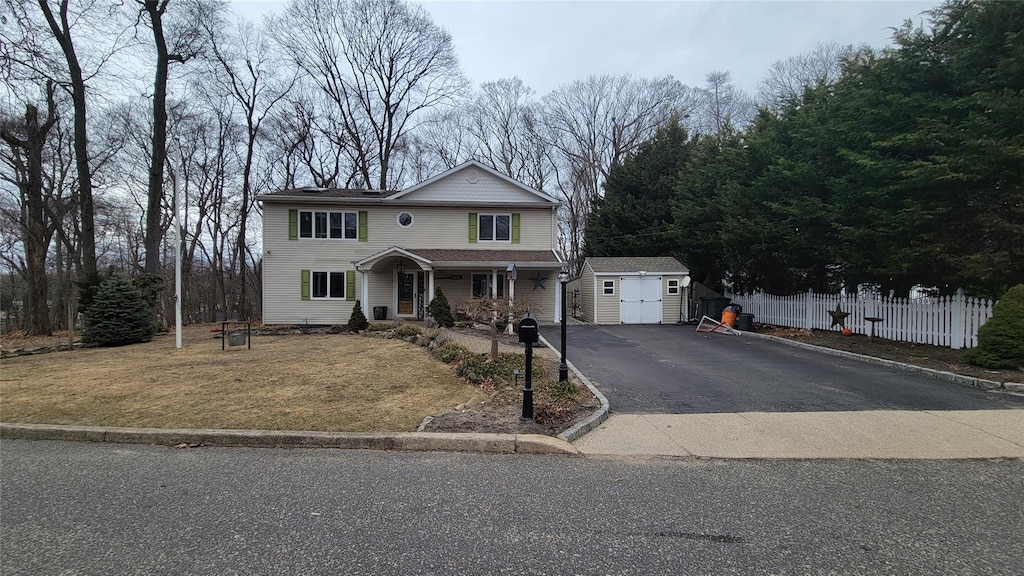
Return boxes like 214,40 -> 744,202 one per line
397,259 -> 405,274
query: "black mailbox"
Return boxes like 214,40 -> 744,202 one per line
518,314 -> 539,344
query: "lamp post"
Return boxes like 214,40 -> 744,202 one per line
557,269 -> 570,382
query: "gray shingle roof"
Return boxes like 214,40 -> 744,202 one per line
586,256 -> 689,273
409,249 -> 562,264
260,188 -> 401,200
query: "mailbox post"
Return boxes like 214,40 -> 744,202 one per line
518,313 -> 539,421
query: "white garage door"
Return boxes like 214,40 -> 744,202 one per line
620,275 -> 662,324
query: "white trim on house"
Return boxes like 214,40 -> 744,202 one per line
354,246 -> 434,271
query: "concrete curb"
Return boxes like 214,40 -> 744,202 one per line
538,334 -> 611,443
0,423 -> 578,455
741,331 -> 1011,392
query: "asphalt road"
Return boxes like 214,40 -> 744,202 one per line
2,440 -> 1022,575
557,325 -> 1024,413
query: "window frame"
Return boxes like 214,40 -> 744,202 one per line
602,280 -> 615,295
471,273 -> 506,299
477,213 -> 511,242
667,279 -> 680,295
311,271 -> 347,299
397,211 -> 414,227
298,210 -> 358,240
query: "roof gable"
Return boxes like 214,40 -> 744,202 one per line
391,160 -> 558,205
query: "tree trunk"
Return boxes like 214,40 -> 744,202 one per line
37,0 -> 98,308
1,87 -> 57,335
142,0 -> 170,278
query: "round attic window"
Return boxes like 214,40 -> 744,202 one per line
397,212 -> 414,227
465,169 -> 480,184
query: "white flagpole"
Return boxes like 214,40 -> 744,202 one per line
171,162 -> 182,349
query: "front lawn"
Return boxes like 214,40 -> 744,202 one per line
0,326 -> 484,432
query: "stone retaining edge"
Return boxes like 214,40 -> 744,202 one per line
741,330 -> 1009,392
538,334 -> 611,443
0,423 -> 578,455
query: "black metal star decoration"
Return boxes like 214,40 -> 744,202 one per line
531,272 -> 547,290
829,303 -> 850,329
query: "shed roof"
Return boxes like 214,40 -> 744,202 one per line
586,256 -> 689,274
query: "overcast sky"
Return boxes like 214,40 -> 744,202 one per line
230,0 -> 942,96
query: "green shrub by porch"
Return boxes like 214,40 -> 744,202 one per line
965,284 -> 1024,369
347,300 -> 369,332
427,287 -> 454,328
82,274 -> 155,346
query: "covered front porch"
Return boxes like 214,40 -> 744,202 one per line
354,247 -> 566,323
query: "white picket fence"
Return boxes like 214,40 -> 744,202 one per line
729,289 -> 994,349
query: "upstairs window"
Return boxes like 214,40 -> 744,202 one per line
299,210 -> 358,239
478,214 -> 510,242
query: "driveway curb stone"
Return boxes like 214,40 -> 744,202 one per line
0,423 -> 579,455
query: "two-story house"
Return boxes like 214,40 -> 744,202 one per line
258,160 -> 566,325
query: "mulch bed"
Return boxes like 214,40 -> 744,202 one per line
763,328 -> 1023,384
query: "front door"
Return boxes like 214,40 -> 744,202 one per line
398,272 -> 415,316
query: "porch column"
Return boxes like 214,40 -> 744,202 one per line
361,268 -> 369,308
554,273 -> 561,323
428,270 -> 435,314
491,269 -> 498,298
507,273 -> 516,334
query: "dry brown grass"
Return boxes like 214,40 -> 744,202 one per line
0,326 -> 485,432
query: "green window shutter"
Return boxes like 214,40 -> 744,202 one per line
300,269 -> 310,300
288,209 -> 298,240
511,213 -> 521,244
346,270 -> 355,301
468,212 -> 477,243
358,211 -> 368,242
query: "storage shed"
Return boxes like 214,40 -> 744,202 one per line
569,257 -> 691,324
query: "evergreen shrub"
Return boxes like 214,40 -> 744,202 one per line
427,287 -> 454,328
347,300 -> 369,332
82,274 -> 155,346
965,284 -> 1024,369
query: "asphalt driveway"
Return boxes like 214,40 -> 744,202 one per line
553,325 -> 1024,414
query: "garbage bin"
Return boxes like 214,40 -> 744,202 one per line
697,296 -> 732,322
373,306 -> 387,321
736,313 -> 755,331
721,304 -> 743,328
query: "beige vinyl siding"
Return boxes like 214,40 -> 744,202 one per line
595,275 -> 620,325
262,205 -> 363,324
262,203 -> 558,324
370,206 -> 554,250
401,167 -> 552,204
662,275 -> 688,324
366,271 -> 394,320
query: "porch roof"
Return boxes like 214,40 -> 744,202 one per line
355,247 -> 564,271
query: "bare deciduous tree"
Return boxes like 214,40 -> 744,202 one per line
136,0 -> 211,279
466,77 -> 547,190
0,83 -> 57,334
541,74 -> 694,271
758,42 -> 852,112
201,14 -> 295,319
694,71 -> 756,137
270,0 -> 467,190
